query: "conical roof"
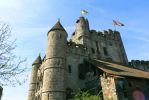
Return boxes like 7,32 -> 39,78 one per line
48,20 -> 66,33
32,54 -> 42,65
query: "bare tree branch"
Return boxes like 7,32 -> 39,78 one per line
0,23 -> 27,86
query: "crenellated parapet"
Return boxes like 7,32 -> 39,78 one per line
90,29 -> 122,42
90,29 -> 128,64
129,60 -> 149,71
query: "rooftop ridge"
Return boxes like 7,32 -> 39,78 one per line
48,20 -> 66,34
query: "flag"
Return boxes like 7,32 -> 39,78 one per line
113,20 -> 124,26
81,10 -> 88,15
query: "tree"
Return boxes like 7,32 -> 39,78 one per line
0,23 -> 26,86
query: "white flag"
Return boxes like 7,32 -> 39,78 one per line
81,10 -> 88,15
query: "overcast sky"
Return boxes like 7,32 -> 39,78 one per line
0,0 -> 149,100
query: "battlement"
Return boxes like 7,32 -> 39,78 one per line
90,29 -> 121,41
129,60 -> 149,71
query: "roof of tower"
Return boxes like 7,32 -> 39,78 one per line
48,20 -> 66,33
32,54 -> 42,65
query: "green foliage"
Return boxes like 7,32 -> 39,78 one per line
69,90 -> 103,100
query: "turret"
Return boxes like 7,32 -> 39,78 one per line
41,20 -> 67,100
114,31 -> 128,64
72,17 -> 90,46
28,54 -> 42,100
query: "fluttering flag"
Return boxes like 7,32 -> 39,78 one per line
113,20 -> 124,26
81,10 -> 88,15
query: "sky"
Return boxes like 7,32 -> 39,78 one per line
0,0 -> 149,100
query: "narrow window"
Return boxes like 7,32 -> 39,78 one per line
91,48 -> 95,54
68,65 -> 72,73
103,47 -> 108,56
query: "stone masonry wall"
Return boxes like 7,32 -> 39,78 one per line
129,60 -> 149,71
100,75 -> 118,100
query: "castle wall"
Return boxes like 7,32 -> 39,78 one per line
34,63 -> 44,100
65,43 -> 102,96
86,29 -> 128,64
129,60 -> 149,71
65,43 -> 88,91
71,17 -> 128,64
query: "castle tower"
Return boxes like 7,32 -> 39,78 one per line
114,31 -> 128,64
28,54 -> 42,100
41,20 -> 67,100
72,17 -> 90,46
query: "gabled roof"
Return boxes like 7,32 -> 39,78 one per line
90,59 -> 149,79
32,54 -> 42,65
48,20 -> 66,33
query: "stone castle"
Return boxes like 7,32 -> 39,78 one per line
28,17 -> 149,100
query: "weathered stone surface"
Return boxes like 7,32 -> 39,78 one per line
27,17 -> 149,100
28,64 -> 39,100
100,76 -> 118,100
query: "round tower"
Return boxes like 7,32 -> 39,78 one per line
28,54 -> 42,100
72,17 -> 90,46
41,20 -> 67,100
